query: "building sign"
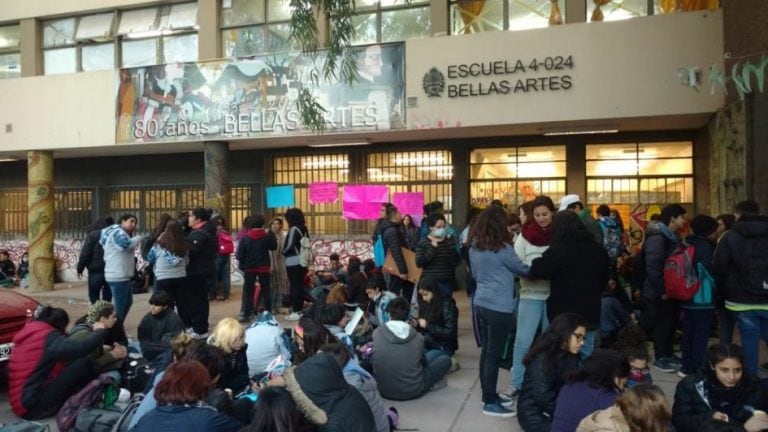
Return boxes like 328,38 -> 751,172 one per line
115,43 -> 405,144
422,55 -> 574,99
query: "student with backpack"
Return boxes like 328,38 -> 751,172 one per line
77,217 -> 114,303
596,205 -> 627,268
215,217 -> 235,301
678,215 -> 719,377
235,214 -> 277,322
712,200 -> 768,375
379,203 -> 413,299
283,208 -> 310,321
639,204 -> 687,373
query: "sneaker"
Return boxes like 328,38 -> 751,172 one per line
285,312 -> 302,321
430,377 -> 448,392
482,402 -> 516,418
498,392 -> 517,409
653,358 -> 677,373
449,358 -> 461,373
677,370 -> 688,378
238,314 -> 251,324
500,386 -> 518,400
668,354 -> 682,365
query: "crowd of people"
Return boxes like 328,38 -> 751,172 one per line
5,195 -> 768,432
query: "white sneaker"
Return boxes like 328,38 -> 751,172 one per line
285,312 -> 302,321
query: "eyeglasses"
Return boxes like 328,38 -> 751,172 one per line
572,333 -> 586,341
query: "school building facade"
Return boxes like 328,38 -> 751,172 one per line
0,0 -> 765,289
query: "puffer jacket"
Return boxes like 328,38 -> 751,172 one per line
418,297 -> 459,353
218,346 -> 250,394
641,223 -> 680,301
284,352 -> 376,432
100,224 -> 142,281
236,228 -> 277,273
576,406 -> 630,432
8,321 -> 106,417
672,370 -> 768,432
712,215 -> 768,305
245,312 -> 293,375
186,222 -> 218,276
517,352 -> 582,432
380,220 -> 408,275
415,236 -> 460,282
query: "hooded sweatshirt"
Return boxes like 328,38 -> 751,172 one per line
245,312 -> 292,374
100,224 -> 143,282
713,215 -> 768,308
372,320 -> 426,401
342,359 -> 390,432
236,228 -> 277,273
147,244 -> 187,280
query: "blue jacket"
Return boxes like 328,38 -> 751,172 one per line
470,243 -> 529,314
130,403 -> 241,432
100,224 -> 142,282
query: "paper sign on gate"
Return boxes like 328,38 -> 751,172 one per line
393,192 -> 425,227
309,182 -> 339,204
343,185 -> 389,203
266,185 -> 295,208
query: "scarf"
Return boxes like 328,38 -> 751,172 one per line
521,220 -> 552,246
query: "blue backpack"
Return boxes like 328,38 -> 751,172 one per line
373,234 -> 386,267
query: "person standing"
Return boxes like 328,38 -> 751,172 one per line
283,208 -> 309,321
77,217 -> 114,304
415,212 -> 460,298
559,195 -> 604,246
380,204 -> 412,299
100,214 -> 143,323
236,214 -> 277,321
715,212 -> 736,345
148,220 -> 188,313
401,215 -> 420,251
185,208 -> 217,338
214,217 -> 234,301
468,205 -> 530,417
269,217 -> 288,309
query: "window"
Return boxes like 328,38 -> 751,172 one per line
470,145 -> 567,208
222,0 -> 295,57
588,0 -> 649,21
586,141 -> 694,207
351,0 -> 430,44
451,0 -> 563,35
42,3 -> 198,75
0,188 -> 93,239
0,24 -> 21,79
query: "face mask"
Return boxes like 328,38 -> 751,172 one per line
22,258 -> 28,263
433,228 -> 447,238
360,265 -> 365,273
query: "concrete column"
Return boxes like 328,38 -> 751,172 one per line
27,151 -> 55,292
20,18 -> 43,77
566,141 -> 586,202
431,0 -> 449,36
204,142 -> 231,218
198,0 -> 222,60
451,146 -> 470,227
566,0 -> 587,23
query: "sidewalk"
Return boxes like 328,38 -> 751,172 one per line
0,282 -> 684,431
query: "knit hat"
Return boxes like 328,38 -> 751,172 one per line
690,215 -> 718,236
87,300 -> 113,324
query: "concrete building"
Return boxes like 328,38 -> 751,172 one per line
0,0 -> 765,289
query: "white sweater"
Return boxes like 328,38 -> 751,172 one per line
514,235 -> 551,300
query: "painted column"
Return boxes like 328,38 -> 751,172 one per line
204,142 -> 231,218
27,151 -> 55,292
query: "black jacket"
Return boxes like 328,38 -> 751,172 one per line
517,352 -> 582,432
415,236 -> 460,282
672,371 -> 768,432
712,215 -> 768,305
283,225 -> 309,260
137,308 -> 185,362
530,240 -> 610,330
346,271 -> 367,305
419,298 -> 459,352
186,223 -> 218,276
219,346 -> 250,394
235,229 -> 277,272
641,227 -> 680,301
381,220 -> 408,274
77,229 -> 106,274
285,353 -> 376,432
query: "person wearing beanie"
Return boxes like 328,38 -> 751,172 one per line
559,194 -> 604,246
679,215 -> 719,376
67,301 -> 128,374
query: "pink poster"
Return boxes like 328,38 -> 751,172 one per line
343,185 -> 389,203
393,192 -> 425,227
309,182 -> 339,204
342,202 -> 383,220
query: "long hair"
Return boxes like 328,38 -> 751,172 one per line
157,220 -> 188,257
207,318 -> 244,354
155,360 -> 212,406
551,210 -> 592,243
566,348 -> 629,391
247,386 -> 304,432
468,206 -> 512,252
523,312 -> 586,372
326,283 -> 348,305
284,208 -> 306,228
417,277 -> 445,324
616,384 -> 670,432
295,317 -> 335,364
152,213 -> 174,240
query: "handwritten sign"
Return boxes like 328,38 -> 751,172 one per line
343,185 -> 389,203
266,185 -> 295,208
342,201 -> 383,220
393,192 -> 425,227
309,182 -> 339,204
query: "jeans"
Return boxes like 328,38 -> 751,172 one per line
477,306 -> 515,404
242,272 -> 271,318
88,272 -> 112,304
580,329 -> 598,360
718,306 -> 736,345
512,299 -> 549,391
437,280 -> 456,299
733,309 -> 768,375
214,255 -> 231,299
681,309 -> 714,374
23,357 -> 98,420
419,350 -> 452,397
287,265 -> 306,313
108,280 -> 133,322
646,297 -> 680,360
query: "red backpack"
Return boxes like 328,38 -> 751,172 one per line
663,245 -> 701,301
218,231 -> 234,256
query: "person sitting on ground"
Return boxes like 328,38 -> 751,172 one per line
207,318 -> 250,394
16,252 -> 29,284
317,253 -> 347,285
245,311 -> 293,376
612,323 -> 654,388
600,275 -> 631,348
236,214 -> 278,322
131,360 -> 241,432
8,306 -> 109,420
280,351 -> 376,432
362,258 -> 378,280
318,303 -> 353,354
66,300 -> 127,375
0,250 -> 17,287
364,276 -> 396,328
517,313 -> 586,431
551,348 -> 630,432
322,342 -> 392,432
372,297 -> 452,401
672,343 -> 768,432
305,281 -> 348,320
293,316 -> 336,365
577,384 -> 671,432
137,290 -> 185,362
245,386 -> 311,432
415,277 -> 459,369
345,256 -> 367,305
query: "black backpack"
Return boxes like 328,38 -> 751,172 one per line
741,235 -> 768,296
